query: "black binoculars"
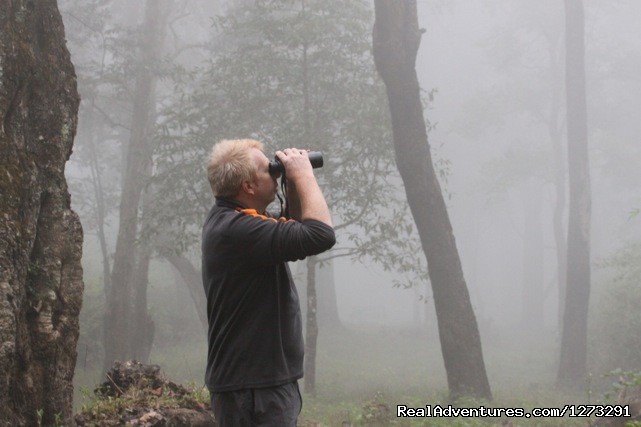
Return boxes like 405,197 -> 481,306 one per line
268,151 -> 323,175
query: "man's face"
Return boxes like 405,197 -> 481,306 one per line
249,148 -> 279,210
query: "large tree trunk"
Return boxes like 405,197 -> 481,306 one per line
558,0 -> 591,389
372,0 -> 491,400
0,1 -> 83,425
104,0 -> 167,370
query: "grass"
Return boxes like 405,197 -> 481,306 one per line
74,325 -> 630,426
74,379 -> 210,425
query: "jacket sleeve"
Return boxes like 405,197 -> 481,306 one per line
223,212 -> 336,265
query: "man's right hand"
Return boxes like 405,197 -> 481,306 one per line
274,148 -> 314,183
274,148 -> 332,227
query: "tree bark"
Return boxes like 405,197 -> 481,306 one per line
558,0 -> 591,389
104,0 -> 167,371
0,1 -> 83,424
373,0 -> 491,400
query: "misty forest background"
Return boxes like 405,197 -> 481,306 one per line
3,0 -> 641,424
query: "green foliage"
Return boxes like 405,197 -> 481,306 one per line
36,408 -> 63,427
355,392 -> 392,425
72,323 -> 602,426
77,382 -> 209,423
591,243 -> 641,373
603,369 -> 641,401
61,0 -> 188,246
60,0 -> 125,226
148,0 -> 429,286
183,381 -> 211,406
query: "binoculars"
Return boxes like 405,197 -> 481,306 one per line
268,151 -> 323,175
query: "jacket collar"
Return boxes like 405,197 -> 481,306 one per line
214,196 -> 246,210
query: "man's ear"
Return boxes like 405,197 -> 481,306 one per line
240,180 -> 254,195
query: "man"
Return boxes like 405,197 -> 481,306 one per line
202,139 -> 335,426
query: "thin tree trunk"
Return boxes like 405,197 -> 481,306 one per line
558,0 -> 591,389
317,260 -> 342,329
424,281 -> 434,331
0,1 -> 82,424
129,245 -> 154,362
412,284 -> 421,328
295,262 -> 308,324
104,0 -> 167,371
304,256 -> 318,395
373,0 -> 491,400
300,0 -> 322,395
547,37 -> 567,332
552,131 -> 567,331
86,34 -> 112,301
165,255 -> 208,332
129,151 -> 155,362
85,97 -> 112,299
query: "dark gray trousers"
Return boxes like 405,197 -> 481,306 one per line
211,381 -> 302,427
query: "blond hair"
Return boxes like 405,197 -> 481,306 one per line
207,139 -> 264,197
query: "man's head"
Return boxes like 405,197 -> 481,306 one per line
207,139 -> 279,211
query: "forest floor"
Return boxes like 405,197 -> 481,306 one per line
73,326 -> 637,426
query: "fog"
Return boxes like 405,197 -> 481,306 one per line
59,0 -> 641,420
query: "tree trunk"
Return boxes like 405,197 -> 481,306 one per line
104,0 -> 167,371
547,37 -> 567,332
304,257 -> 318,395
424,281 -> 434,332
552,130 -> 567,331
129,157 -> 155,362
0,1 -> 83,424
412,284 -> 421,328
558,0 -> 591,389
299,0 -> 322,395
372,0 -> 491,400
85,96 -> 112,299
165,255 -> 208,333
129,244 -> 154,362
316,260 -> 342,329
